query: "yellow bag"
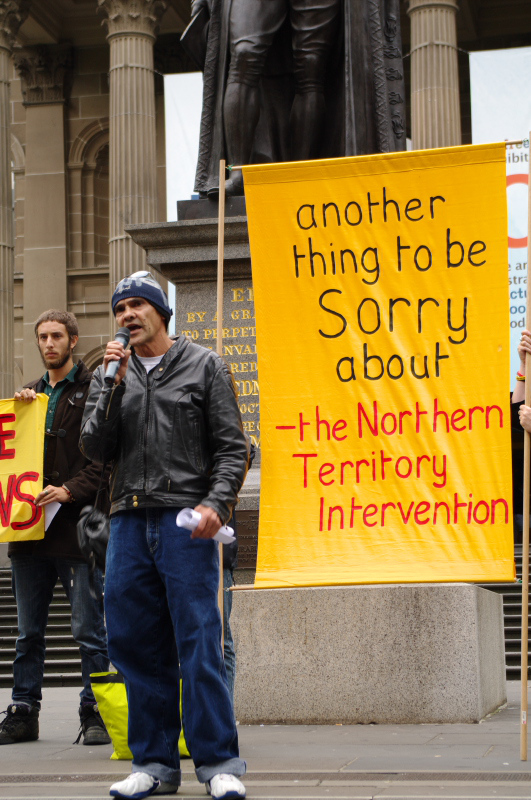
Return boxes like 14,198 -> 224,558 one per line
91,672 -> 190,760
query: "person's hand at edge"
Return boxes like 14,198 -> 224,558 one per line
14,388 -> 37,402
103,339 -> 131,385
191,504 -> 222,539
512,329 -> 531,403
35,485 -> 70,506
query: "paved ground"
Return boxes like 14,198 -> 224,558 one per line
1,684 -> 531,799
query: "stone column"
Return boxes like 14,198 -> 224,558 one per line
15,44 -> 72,381
98,0 -> 167,288
0,1 -> 29,396
407,0 -> 461,150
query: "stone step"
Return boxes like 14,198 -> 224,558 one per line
504,641 -> 530,652
0,617 -> 75,638
0,645 -> 80,663
505,651 -> 531,666
0,615 -> 74,631
503,614 -> 531,623
479,582 -> 523,591
0,672 -> 83,688
0,656 -> 82,673
499,599 -> 528,608
0,581 -> 67,593
0,569 -> 82,688
504,626 -> 527,640
0,602 -> 72,614
0,596 -> 68,608
0,632 -> 77,648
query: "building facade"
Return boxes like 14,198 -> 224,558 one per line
3,0 -> 193,388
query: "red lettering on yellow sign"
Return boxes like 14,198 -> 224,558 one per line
0,471 -> 42,530
0,414 -> 16,460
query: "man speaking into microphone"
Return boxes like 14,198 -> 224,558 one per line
81,272 -> 249,800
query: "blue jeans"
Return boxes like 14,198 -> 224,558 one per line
105,508 -> 245,786
10,554 -> 109,709
223,568 -> 235,704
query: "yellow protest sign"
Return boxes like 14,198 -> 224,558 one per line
0,395 -> 47,542
243,143 -> 514,588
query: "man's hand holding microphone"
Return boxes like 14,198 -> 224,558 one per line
103,328 -> 131,386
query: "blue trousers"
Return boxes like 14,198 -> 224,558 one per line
223,568 -> 235,704
10,554 -> 109,708
105,508 -> 245,786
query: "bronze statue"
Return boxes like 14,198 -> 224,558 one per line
184,0 -> 406,197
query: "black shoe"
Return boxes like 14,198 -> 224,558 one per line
0,704 -> 39,744
74,703 -> 111,746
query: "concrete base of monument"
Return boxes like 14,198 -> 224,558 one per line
231,582 -> 506,724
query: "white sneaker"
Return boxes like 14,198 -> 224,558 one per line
110,773 -> 161,799
206,774 -> 246,800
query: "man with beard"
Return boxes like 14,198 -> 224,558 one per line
0,310 -> 110,747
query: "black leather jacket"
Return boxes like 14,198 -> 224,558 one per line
80,337 -> 249,523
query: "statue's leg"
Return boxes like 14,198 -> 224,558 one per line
223,0 -> 287,195
289,0 -> 341,160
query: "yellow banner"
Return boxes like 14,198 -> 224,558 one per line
243,144 -> 514,588
0,395 -> 47,542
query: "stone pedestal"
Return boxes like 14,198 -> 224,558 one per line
232,583 -> 506,724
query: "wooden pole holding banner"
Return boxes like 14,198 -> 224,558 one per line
217,159 -> 226,648
521,134 -> 531,761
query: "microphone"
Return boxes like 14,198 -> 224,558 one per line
104,327 -> 131,386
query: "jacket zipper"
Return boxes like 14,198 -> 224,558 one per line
143,374 -> 153,491
105,385 -> 119,420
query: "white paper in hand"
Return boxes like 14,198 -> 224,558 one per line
44,501 -> 61,531
176,507 -> 235,543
